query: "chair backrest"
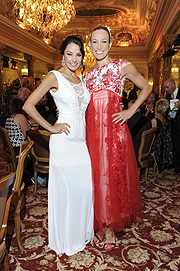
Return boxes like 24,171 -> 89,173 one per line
0,172 -> 15,239
0,127 -> 17,172
13,140 -> 34,192
138,127 -> 157,167
26,129 -> 51,163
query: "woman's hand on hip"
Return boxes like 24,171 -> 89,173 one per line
51,122 -> 71,135
112,109 -> 134,125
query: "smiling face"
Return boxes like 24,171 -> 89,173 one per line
90,29 -> 112,63
64,42 -> 83,72
146,92 -> 156,104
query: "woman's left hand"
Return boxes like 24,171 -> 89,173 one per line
112,109 -> 134,125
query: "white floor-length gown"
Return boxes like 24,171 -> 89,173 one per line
48,70 -> 94,256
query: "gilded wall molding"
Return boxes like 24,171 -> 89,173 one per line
147,0 -> 179,61
0,15 -> 56,64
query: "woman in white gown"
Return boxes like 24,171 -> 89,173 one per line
23,36 -> 94,256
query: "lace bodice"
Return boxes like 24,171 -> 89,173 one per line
69,81 -> 88,121
85,59 -> 130,96
49,70 -> 90,121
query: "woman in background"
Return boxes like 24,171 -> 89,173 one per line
151,98 -> 169,128
5,96 -> 29,155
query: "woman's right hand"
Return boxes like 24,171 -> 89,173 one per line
50,122 -> 71,135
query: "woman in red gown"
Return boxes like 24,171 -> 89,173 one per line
85,26 -> 152,251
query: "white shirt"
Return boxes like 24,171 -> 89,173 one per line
170,87 -> 179,110
171,87 -> 178,99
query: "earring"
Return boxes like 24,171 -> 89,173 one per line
61,56 -> 65,66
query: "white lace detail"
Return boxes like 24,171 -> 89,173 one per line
69,81 -> 89,121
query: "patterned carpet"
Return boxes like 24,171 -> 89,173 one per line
7,168 -> 180,271
0,136 -> 180,270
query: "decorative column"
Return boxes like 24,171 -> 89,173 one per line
161,34 -> 174,97
148,62 -> 154,83
0,43 -> 6,93
152,52 -> 161,96
24,53 -> 36,86
47,64 -> 54,72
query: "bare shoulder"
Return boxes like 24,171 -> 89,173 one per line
121,63 -> 138,77
36,71 -> 58,92
43,71 -> 57,84
14,114 -> 27,121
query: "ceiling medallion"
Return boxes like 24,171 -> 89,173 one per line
13,0 -> 76,43
117,32 -> 132,47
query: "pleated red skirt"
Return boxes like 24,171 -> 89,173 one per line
86,89 -> 143,236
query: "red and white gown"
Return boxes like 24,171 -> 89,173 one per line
85,59 -> 143,236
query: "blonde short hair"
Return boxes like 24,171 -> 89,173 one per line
17,87 -> 31,102
156,99 -> 169,114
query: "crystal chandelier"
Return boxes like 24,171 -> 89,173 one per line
83,35 -> 96,68
13,0 -> 76,42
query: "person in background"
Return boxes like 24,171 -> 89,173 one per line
17,87 -> 31,102
151,98 -> 169,128
34,79 -> 41,90
127,100 -> 150,139
37,93 -> 57,130
164,79 -> 180,103
128,84 -> 139,102
141,91 -> 158,120
132,98 -> 170,166
33,79 -> 57,127
85,25 -> 152,252
21,76 -> 31,89
151,98 -> 173,172
23,35 -> 94,256
5,97 -> 29,155
122,90 -> 128,109
164,79 -> 180,174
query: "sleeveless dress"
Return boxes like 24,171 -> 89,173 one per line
85,59 -> 143,236
48,70 -> 94,256
5,114 -> 26,155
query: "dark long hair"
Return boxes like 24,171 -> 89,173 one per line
7,97 -> 27,117
59,35 -> 85,76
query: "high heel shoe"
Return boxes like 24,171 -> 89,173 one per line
104,242 -> 116,252
93,234 -> 103,244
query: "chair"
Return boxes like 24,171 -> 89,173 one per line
138,127 -> 157,185
7,140 -> 33,254
0,127 -> 18,172
0,172 -> 15,271
26,129 -> 51,193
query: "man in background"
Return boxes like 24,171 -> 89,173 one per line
164,79 -> 180,174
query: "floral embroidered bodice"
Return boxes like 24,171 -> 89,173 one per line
85,59 -> 130,96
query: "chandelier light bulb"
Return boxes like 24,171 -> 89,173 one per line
83,35 -> 96,68
13,0 -> 76,42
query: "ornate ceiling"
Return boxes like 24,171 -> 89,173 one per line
52,0 -> 157,49
0,0 -> 179,65
0,0 -> 157,48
